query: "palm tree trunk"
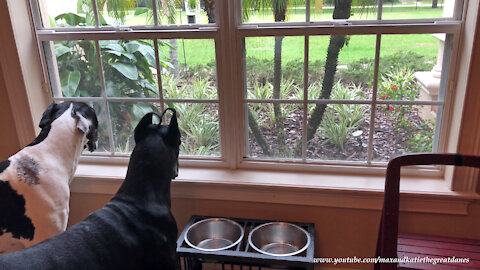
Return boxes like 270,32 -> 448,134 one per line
203,0 -> 215,23
294,0 -> 352,157
273,36 -> 286,156
169,39 -> 180,78
272,2 -> 287,156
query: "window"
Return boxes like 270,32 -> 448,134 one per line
29,0 -> 462,171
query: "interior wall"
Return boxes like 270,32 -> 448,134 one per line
68,192 -> 480,270
0,64 -> 21,160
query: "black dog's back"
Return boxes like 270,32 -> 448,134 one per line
0,199 -> 178,270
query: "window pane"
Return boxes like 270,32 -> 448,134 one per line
109,102 -> 161,153
46,40 -> 102,97
241,0 -> 382,23
246,103 -> 303,159
169,103 -> 221,156
307,104 -> 370,161
377,34 -> 442,102
372,105 -> 438,162
98,0 -> 154,26
87,102 -> 111,153
242,0 -> 309,23
309,35 -> 376,100
160,39 -> 217,99
101,40 -> 159,98
245,36 -> 304,100
156,0 -> 216,24
40,0 -> 96,27
381,0 -> 452,20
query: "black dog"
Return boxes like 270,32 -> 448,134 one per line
0,109 -> 181,270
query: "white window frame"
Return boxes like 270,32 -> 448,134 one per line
16,0 -> 476,191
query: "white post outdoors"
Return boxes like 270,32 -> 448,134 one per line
414,0 -> 454,120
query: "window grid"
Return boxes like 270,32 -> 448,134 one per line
31,0 -> 462,169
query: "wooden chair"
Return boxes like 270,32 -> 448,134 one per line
375,153 -> 480,270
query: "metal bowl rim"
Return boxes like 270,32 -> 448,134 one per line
184,218 -> 244,252
248,222 -> 311,257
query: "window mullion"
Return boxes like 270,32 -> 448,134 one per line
302,35 -> 309,162
377,0 -> 384,20
94,40 -> 115,154
153,39 -> 165,116
91,0 -> 101,27
367,34 -> 382,164
152,0 -> 159,26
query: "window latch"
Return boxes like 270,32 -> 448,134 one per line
115,27 -> 133,32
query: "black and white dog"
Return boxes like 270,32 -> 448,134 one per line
0,109 -> 181,270
0,102 -> 98,253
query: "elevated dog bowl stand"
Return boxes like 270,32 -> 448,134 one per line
177,216 -> 315,270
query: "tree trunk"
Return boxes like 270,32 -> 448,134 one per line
169,39 -> 179,78
272,2 -> 287,156
203,0 -> 215,23
294,0 -> 352,157
162,0 -> 180,78
432,0 -> 438,8
273,36 -> 286,156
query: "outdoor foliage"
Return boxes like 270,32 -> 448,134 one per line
319,82 -> 367,151
50,0 -> 439,160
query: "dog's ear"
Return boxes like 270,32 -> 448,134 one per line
165,109 -> 181,147
39,103 -> 57,129
134,112 -> 154,143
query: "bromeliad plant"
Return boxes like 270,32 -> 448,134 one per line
319,81 -> 367,151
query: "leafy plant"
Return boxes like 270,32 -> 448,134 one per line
378,68 -> 419,101
169,102 -> 220,156
406,120 -> 434,153
319,82 -> 367,151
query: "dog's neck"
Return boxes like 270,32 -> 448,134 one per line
114,157 -> 172,209
27,107 -> 86,182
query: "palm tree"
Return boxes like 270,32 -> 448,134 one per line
243,0 -> 290,157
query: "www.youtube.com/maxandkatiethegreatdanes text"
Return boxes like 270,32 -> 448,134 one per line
312,256 -> 470,265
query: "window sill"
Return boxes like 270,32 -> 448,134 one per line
72,163 -> 480,215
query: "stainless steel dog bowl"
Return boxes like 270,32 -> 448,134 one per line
248,222 -> 310,257
185,218 -> 244,251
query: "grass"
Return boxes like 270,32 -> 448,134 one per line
123,6 -> 442,68
245,34 -> 438,67
247,5 -> 444,22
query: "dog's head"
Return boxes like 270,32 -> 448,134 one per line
38,102 -> 99,152
132,109 -> 181,179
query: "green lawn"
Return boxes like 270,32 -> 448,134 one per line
125,6 -> 442,68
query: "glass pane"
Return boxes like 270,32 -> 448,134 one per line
241,0 -> 380,23
40,0 -> 96,27
307,104 -> 370,161
156,0 -> 216,24
309,35 -> 376,100
109,102 -> 161,153
245,36 -> 304,100
377,34 -> 442,101
99,0 -> 154,26
242,0 -> 309,23
101,40 -> 159,98
381,0 -> 450,20
46,40 -> 102,97
169,103 -> 220,156
87,102 -> 111,153
160,39 -> 217,99
247,103 -> 303,159
372,105 -> 438,162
